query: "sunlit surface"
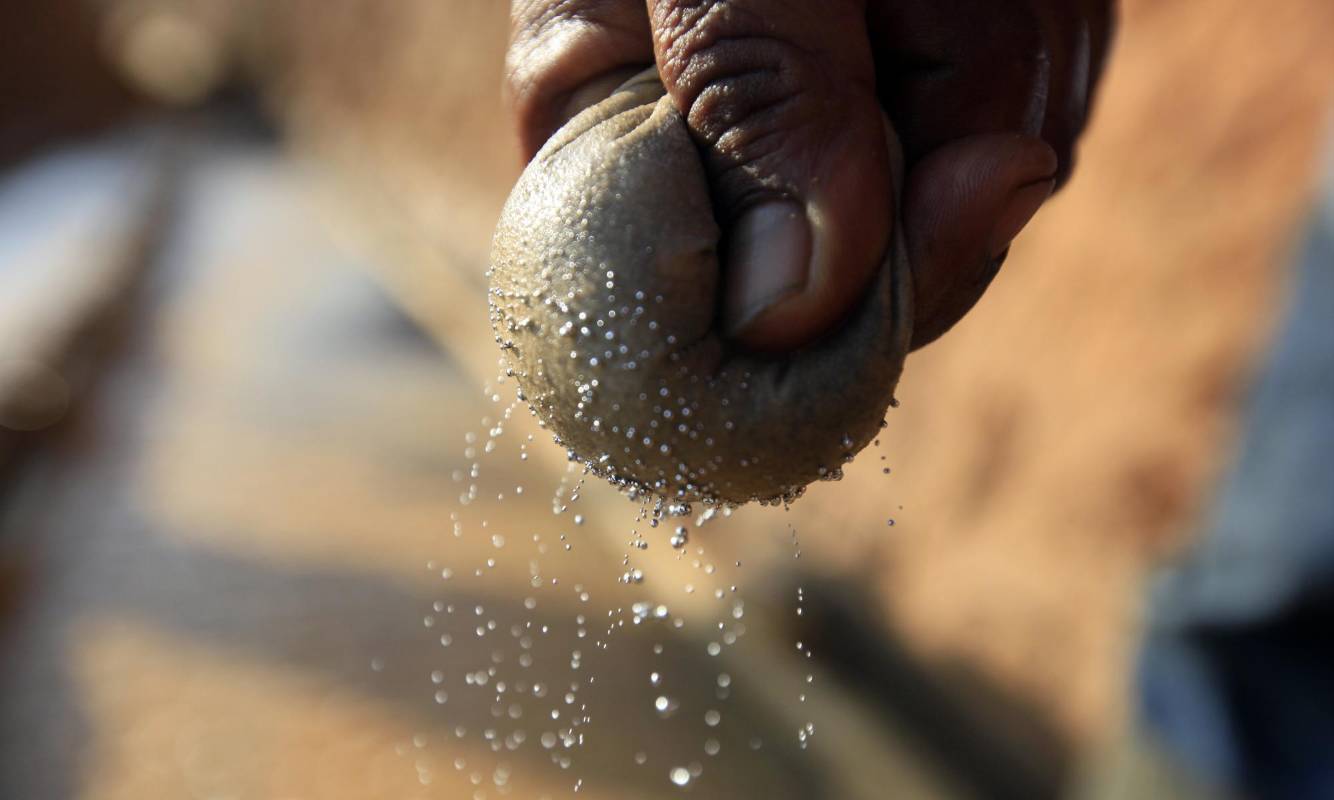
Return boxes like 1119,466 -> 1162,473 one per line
2,1 -> 1333,797
0,130 -> 942,798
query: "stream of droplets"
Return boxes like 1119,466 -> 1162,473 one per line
375,368 -> 896,798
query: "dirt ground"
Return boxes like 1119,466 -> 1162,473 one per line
4,130 -> 949,799
3,1 -> 1334,797
243,0 -> 1334,741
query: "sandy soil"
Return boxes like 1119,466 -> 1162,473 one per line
239,0 -> 1334,741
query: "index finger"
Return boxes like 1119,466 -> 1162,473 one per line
868,0 -> 1116,186
507,0 -> 653,158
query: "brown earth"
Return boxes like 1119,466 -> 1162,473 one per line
233,0 -> 1334,742
4,1 -> 1333,790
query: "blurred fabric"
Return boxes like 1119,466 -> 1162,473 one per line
1136,146 -> 1334,800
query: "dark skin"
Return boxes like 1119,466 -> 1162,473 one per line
507,0 -> 1115,352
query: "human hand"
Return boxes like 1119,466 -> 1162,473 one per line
506,0 -> 1114,351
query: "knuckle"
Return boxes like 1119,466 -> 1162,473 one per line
687,59 -> 807,148
684,40 -> 821,197
512,0 -> 628,34
506,0 -> 653,145
649,1 -> 874,193
507,2 -> 585,119
655,15 -> 826,175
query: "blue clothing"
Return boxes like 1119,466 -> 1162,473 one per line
1137,155 -> 1334,799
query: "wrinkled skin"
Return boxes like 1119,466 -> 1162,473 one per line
506,0 -> 1115,351
490,73 -> 913,505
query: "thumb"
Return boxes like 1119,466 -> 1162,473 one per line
648,1 -> 893,352
903,133 -> 1058,350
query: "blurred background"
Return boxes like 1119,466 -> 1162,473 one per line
2,1 -> 1332,798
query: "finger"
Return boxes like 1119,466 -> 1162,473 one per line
1030,1 -> 1090,188
868,0 -> 1051,168
507,0 -> 653,159
1084,0 -> 1118,116
647,0 -> 895,352
902,133 -> 1057,350
868,0 -> 1118,190
1030,0 -> 1117,188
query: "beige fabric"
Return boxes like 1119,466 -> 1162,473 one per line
489,73 -> 913,506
